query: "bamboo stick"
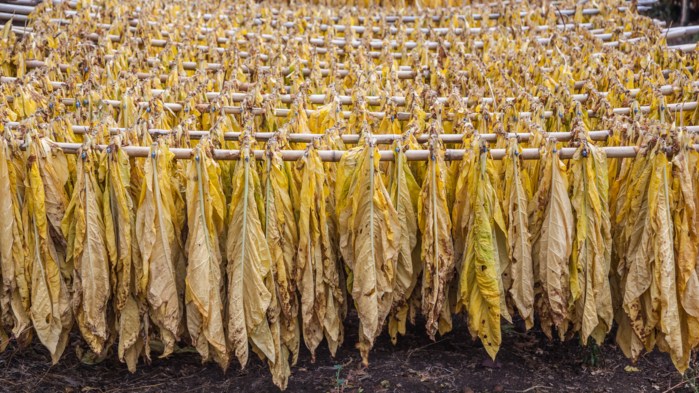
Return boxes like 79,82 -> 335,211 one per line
50,5 -> 649,24
27,12 -> 668,40
42,0 -> 660,11
16,42 -> 633,69
2,76 -> 692,107
20,57 -> 695,89
16,22 -> 688,60
21,21 -> 596,37
62,33 -> 664,54
52,128 -> 699,143
17,30 -> 628,48
5,65 -> 688,88
15,26 -> 641,66
28,20 -> 677,44
7,120 -> 699,144
26,19 -> 620,40
5,95 -> 697,120
10,98 -> 695,120
48,142 -> 699,161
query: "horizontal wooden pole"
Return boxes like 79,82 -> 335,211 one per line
51,5 -> 649,25
19,57 -> 692,91
5,124 -> 653,143
7,96 -> 694,120
2,76 -> 692,107
48,142 -> 698,161
8,119 -> 699,145
4,91 -> 697,121
31,20 -> 675,44
48,127 -> 699,143
17,23 -> 686,62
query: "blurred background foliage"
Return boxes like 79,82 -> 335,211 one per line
646,0 -> 698,26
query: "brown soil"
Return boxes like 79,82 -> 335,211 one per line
0,313 -> 693,393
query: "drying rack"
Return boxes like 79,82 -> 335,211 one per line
2,0 -> 699,162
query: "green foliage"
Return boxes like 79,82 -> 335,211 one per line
582,339 -> 602,368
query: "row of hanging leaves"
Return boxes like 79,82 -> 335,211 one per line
1,118 -> 699,389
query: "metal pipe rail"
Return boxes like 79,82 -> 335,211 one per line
669,43 -> 699,52
0,1 -> 43,7
0,12 -> 29,22
0,4 -> 36,14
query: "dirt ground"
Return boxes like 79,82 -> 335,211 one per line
0,312 -> 694,393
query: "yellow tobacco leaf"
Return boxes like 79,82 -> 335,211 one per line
0,137 -> 31,346
226,144 -> 290,389
308,102 -> 339,134
226,145 -> 273,367
25,138 -> 73,364
528,142 -> 574,340
296,145 -> 345,360
377,114 -> 402,135
135,142 -> 183,358
263,137 -> 301,366
673,145 -> 699,353
118,95 -> 139,128
522,125 -> 546,196
318,129 -> 346,249
649,151 -> 685,372
31,138 -> 71,273
61,147 -> 111,355
100,142 -> 146,372
418,138 -> 455,340
387,140 -> 421,344
502,139 -> 534,330
616,142 -> 655,360
336,142 -> 399,365
184,140 -> 228,370
569,143 -> 613,345
454,139 -> 504,360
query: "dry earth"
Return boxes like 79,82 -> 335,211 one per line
0,312 -> 694,393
